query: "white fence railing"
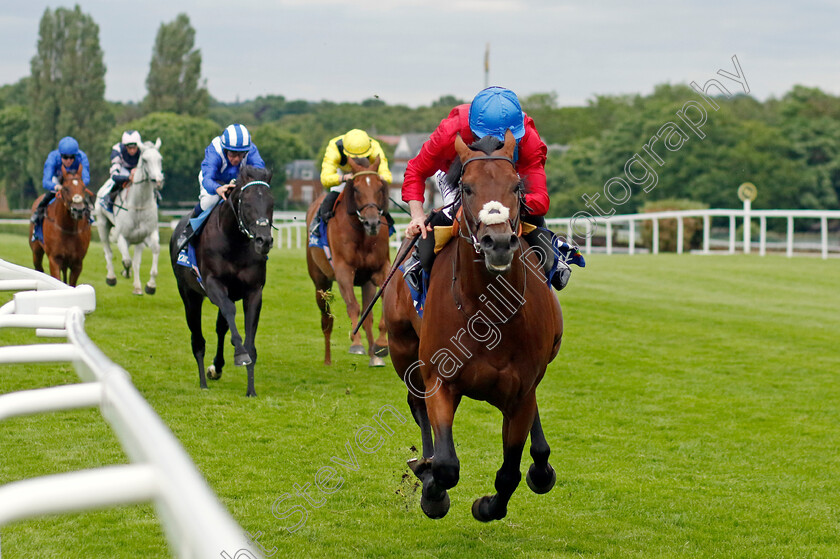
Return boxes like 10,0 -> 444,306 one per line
0,259 -> 259,559
7,207 -> 838,258
269,208 -> 840,259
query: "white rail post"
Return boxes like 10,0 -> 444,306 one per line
584,220 -> 592,254
652,219 -> 659,255
605,221 -> 612,255
821,215 -> 828,259
729,215 -> 736,254
743,198 -> 751,254
787,216 -> 794,258
703,215 -> 710,254
759,216 -> 767,256
628,219 -> 635,255
677,217 -> 684,255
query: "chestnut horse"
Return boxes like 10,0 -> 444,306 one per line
383,131 -> 563,522
28,166 -> 93,286
306,156 -> 390,367
169,165 -> 274,397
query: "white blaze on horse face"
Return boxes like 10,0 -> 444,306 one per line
72,194 -> 83,203
478,201 -> 510,225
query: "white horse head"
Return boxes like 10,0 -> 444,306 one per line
136,138 -> 164,189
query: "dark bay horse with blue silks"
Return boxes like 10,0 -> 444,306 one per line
383,131 -> 563,521
306,155 -> 390,367
170,165 -> 274,397
29,165 -> 93,286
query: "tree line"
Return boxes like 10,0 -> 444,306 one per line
1,5 -> 838,219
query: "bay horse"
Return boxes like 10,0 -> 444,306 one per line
169,165 -> 274,397
383,131 -> 563,521
94,138 -> 164,295
28,165 -> 93,286
305,156 -> 390,367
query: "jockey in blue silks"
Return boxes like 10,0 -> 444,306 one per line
175,123 -> 266,251
31,136 -> 91,226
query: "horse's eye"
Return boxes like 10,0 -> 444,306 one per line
462,185 -> 473,196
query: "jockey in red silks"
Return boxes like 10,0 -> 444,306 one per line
401,86 -> 582,292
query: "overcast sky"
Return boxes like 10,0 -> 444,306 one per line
1,1 -> 838,108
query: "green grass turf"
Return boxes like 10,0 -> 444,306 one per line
1,232 -> 840,558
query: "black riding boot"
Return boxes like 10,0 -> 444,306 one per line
310,190 -> 341,237
522,224 -> 571,291
31,191 -> 56,224
176,204 -> 202,252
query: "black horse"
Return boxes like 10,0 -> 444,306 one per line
170,165 -> 274,397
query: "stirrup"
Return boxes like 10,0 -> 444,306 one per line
550,261 -> 571,291
403,251 -> 422,292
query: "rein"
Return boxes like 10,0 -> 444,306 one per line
231,180 -> 271,239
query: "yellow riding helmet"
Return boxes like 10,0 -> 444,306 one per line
343,129 -> 374,158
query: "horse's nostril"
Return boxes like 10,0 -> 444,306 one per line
509,234 -> 519,249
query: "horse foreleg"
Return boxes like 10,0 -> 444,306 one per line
204,277 -> 250,368
417,385 -> 461,519
372,265 -> 390,358
68,260 -> 83,287
361,282 -> 384,367
314,284 -> 334,365
145,229 -> 160,295
241,287 -> 264,397
131,243 -> 144,295
116,234 -> 132,279
525,406 -> 557,495
208,309 -> 228,382
471,393 -> 537,522
333,264 -> 364,355
97,219 -> 117,286
47,254 -> 62,282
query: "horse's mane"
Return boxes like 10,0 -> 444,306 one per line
237,164 -> 273,185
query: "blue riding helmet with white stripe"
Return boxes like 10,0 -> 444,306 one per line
221,124 -> 251,152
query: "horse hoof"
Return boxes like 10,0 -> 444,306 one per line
526,464 -> 557,494
121,270 -> 130,278
420,491 -> 450,519
145,285 -> 156,295
246,389 -> 257,397
369,356 -> 386,367
373,344 -> 389,357
105,277 -> 116,286
348,345 -> 366,355
207,365 -> 222,380
234,352 -> 252,366
471,496 -> 505,522
133,288 -> 143,296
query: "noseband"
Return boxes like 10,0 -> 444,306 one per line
457,155 -> 522,254
231,180 -> 271,239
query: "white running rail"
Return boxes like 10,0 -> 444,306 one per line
0,259 -> 260,559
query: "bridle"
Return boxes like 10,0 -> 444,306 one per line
456,155 -> 523,254
348,170 -> 386,224
230,180 -> 271,239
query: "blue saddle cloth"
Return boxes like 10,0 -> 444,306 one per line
175,243 -> 203,287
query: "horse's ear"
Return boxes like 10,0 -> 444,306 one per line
155,137 -> 161,150
454,133 -> 471,161
371,155 -> 380,171
500,130 -> 516,158
348,157 -> 362,172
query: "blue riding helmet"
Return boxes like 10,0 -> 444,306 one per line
221,124 -> 251,152
58,136 -> 79,156
468,86 -> 526,141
